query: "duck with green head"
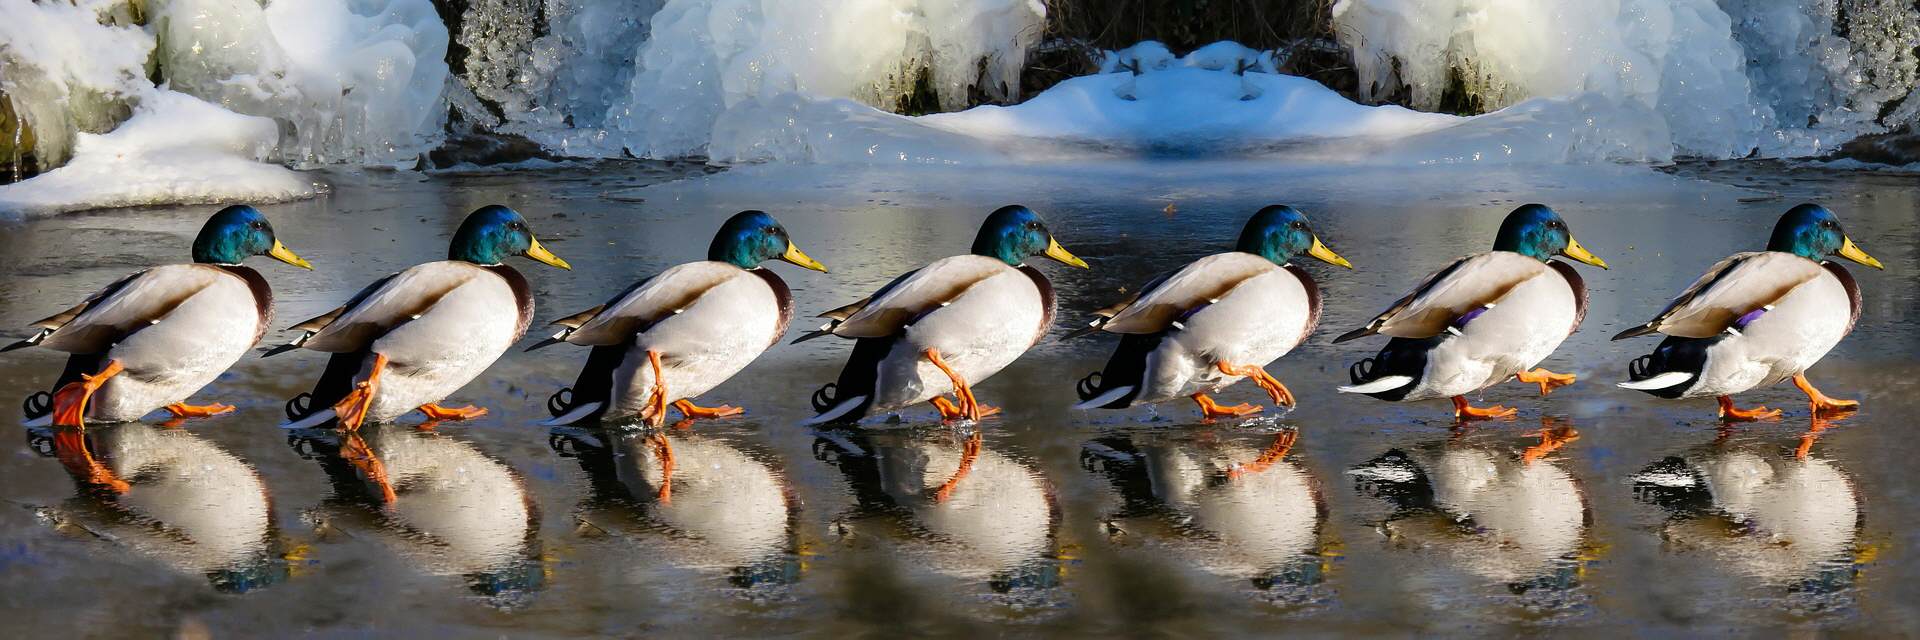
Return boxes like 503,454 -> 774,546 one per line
11,204 -> 312,430
802,204 -> 1088,424
1337,203 -> 1610,419
535,210 -> 828,428
1617,203 -> 1884,420
275,204 -> 571,430
1071,205 -> 1353,419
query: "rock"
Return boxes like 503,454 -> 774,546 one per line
1830,128 -> 1920,165
420,129 -> 560,170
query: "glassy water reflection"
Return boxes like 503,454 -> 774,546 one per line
2,160 -> 1918,634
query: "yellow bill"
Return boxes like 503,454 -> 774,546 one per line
1561,237 -> 1608,269
1043,236 -> 1090,269
1839,236 -> 1884,269
1307,236 -> 1353,269
782,240 -> 829,272
525,236 -> 572,270
268,240 -> 314,270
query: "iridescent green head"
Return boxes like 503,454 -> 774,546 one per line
192,205 -> 311,269
1491,204 -> 1608,269
970,205 -> 1089,268
708,210 -> 827,272
1236,205 -> 1351,268
448,205 -> 571,269
1768,203 -> 1883,269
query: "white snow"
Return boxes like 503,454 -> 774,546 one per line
0,0 -> 154,170
0,91 -> 315,217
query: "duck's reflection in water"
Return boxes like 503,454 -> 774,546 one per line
288,424 -> 542,597
547,426 -> 800,588
1632,419 -> 1866,601
1080,428 -> 1332,603
1348,420 -> 1593,604
29,423 -> 288,593
813,427 -> 1060,595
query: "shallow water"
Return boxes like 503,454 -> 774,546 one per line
1,159 -> 1917,635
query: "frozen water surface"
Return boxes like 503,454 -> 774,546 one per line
0,159 -> 1916,634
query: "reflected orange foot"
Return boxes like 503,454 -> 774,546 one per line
1229,430 -> 1298,479
1514,368 -> 1577,396
52,429 -> 129,494
1522,426 -> 1581,465
51,359 -> 126,428
418,403 -> 488,421
1717,395 -> 1781,422
1192,392 -> 1262,421
932,432 -> 983,503
164,402 -> 235,419
339,433 -> 397,504
1452,396 -> 1517,420
1792,373 -> 1859,417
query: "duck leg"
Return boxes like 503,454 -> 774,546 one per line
417,403 -> 488,422
924,348 -> 997,421
931,396 -> 1001,420
163,402 -> 236,419
641,350 -> 669,428
672,399 -> 743,420
333,353 -> 389,432
1228,430 -> 1298,479
338,432 -> 396,504
1452,396 -> 1516,420
1191,392 -> 1262,420
1791,373 -> 1859,416
1513,368 -> 1577,396
50,359 -> 125,428
51,428 -> 129,494
932,431 -> 983,503
1716,395 -> 1780,421
1215,361 -> 1295,407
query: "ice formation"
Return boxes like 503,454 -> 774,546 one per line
148,0 -> 451,166
0,91 -> 314,216
0,0 -> 153,172
1332,0 -> 1920,158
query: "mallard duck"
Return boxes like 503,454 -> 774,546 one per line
35,423 -> 283,592
801,205 -> 1088,424
275,205 -> 571,430
290,424 -> 539,594
814,428 -> 1057,587
1071,205 -> 1351,419
1616,204 -> 1883,420
11,205 -> 312,428
535,210 -> 826,427
1632,434 -> 1861,588
1081,429 -> 1326,590
1337,204 -> 1608,419
1348,425 -> 1589,588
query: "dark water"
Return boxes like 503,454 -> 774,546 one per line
0,159 -> 1917,636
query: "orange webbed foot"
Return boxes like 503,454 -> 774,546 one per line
1216,361 -> 1296,408
1192,393 -> 1263,421
417,403 -> 488,422
672,399 -> 744,420
1452,396 -> 1517,420
1792,373 -> 1859,417
1717,395 -> 1781,422
164,402 -> 236,419
1514,368 -> 1577,396
924,348 -> 988,421
50,360 -> 126,428
333,353 -> 389,432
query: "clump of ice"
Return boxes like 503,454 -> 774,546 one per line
0,0 -> 153,171
0,91 -> 315,217
611,0 -> 1046,159
149,0 -> 451,166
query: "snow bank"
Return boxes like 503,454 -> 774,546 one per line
0,0 -> 153,171
0,92 -> 314,217
149,0 -> 450,166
